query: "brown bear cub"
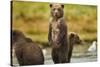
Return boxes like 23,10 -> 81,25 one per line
11,30 -> 44,66
48,3 -> 69,63
68,32 -> 82,62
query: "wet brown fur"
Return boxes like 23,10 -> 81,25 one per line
11,30 -> 44,66
48,3 -> 69,63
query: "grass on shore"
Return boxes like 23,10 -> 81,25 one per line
12,1 -> 97,47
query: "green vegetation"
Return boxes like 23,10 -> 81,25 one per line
12,1 -> 97,47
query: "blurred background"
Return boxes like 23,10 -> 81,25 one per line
11,1 -> 97,65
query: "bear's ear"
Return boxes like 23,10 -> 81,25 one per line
69,32 -> 75,38
70,33 -> 75,37
50,4 -> 52,8
61,4 -> 64,8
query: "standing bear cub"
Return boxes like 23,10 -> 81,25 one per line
48,3 -> 69,63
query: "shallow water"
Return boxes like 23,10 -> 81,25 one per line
43,47 -> 97,64
12,44 -> 97,66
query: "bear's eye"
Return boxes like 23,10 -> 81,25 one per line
53,8 -> 56,11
